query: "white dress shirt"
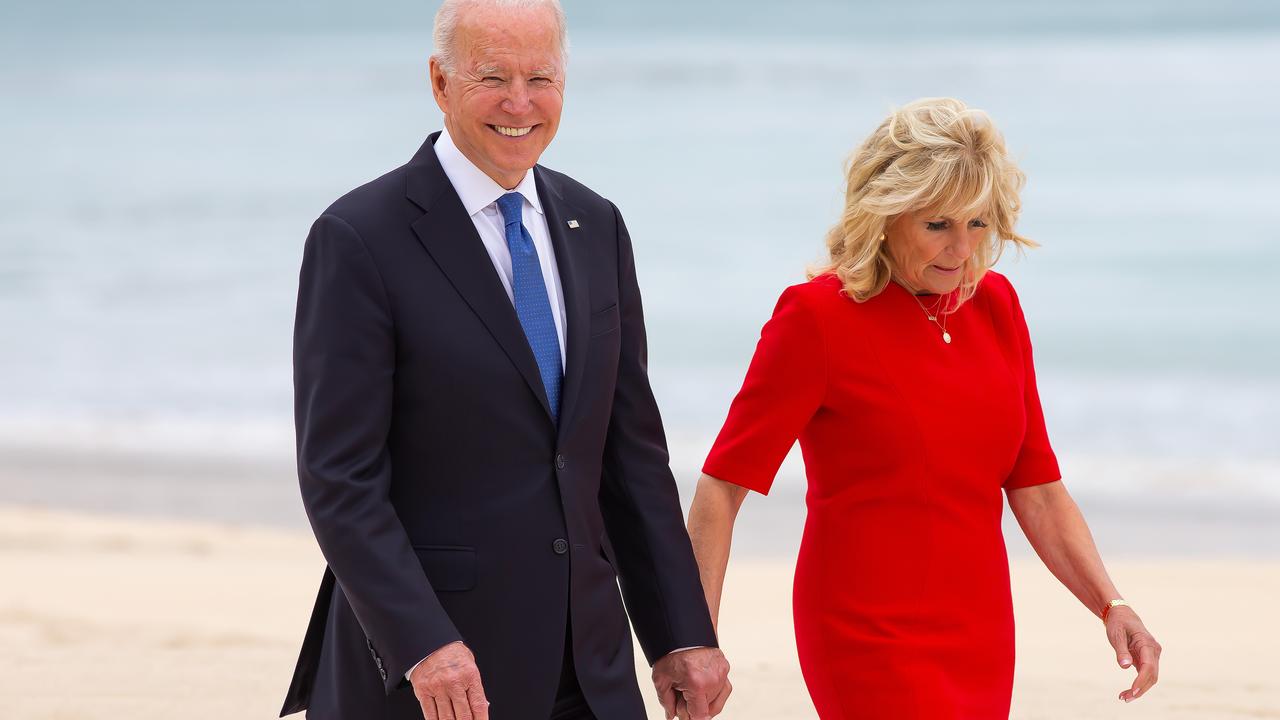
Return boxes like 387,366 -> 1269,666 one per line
433,127 -> 567,367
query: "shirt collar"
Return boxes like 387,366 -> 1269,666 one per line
434,127 -> 544,217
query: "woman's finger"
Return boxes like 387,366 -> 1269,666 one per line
1120,650 -> 1155,702
1130,643 -> 1161,699
1106,623 -> 1132,668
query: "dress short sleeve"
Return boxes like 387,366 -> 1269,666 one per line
1001,279 -> 1062,490
702,284 -> 826,495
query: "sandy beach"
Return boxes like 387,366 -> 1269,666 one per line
2,504 -> 1277,719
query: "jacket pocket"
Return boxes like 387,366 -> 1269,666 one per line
588,303 -> 620,338
412,545 -> 477,592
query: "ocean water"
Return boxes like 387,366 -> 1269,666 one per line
2,1 -> 1278,548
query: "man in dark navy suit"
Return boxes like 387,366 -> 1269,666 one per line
279,1 -> 731,719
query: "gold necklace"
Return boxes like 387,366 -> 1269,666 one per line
911,292 -> 952,344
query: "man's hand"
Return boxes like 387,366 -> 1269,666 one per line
1105,606 -> 1162,703
409,641 -> 490,720
651,647 -> 731,720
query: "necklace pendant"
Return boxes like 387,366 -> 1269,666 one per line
942,331 -> 952,344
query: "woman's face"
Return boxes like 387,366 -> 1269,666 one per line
884,210 -> 990,295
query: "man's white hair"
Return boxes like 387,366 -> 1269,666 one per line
433,0 -> 568,74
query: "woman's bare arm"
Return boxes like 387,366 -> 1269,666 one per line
1008,480 -> 1162,702
686,473 -> 750,630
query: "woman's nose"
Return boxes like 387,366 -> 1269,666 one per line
951,229 -> 977,257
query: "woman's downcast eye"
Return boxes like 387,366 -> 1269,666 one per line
925,219 -> 988,231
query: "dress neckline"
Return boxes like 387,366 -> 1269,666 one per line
889,279 -> 954,302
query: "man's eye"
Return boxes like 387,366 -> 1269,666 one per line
925,221 -> 948,231
483,76 -> 503,84
530,77 -> 551,86
970,219 -> 989,228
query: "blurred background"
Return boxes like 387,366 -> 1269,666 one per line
3,1 -> 1280,718
3,0 -> 1277,554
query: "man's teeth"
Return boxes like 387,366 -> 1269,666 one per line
493,125 -> 532,137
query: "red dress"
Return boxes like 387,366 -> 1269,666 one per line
703,272 -> 1061,719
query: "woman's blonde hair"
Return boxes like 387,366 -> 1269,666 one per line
811,97 -> 1034,306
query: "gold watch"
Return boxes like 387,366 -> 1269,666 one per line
1102,598 -> 1130,621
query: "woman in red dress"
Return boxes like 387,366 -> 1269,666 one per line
688,98 -> 1162,719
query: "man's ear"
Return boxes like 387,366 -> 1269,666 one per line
428,57 -> 449,114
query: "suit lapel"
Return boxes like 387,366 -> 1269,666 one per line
405,134 -> 554,423
535,167 -> 590,439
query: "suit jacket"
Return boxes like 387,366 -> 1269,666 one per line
280,133 -> 718,720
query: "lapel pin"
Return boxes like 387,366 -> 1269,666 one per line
567,220 -> 580,229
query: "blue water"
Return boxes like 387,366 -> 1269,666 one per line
2,1 -> 1279,526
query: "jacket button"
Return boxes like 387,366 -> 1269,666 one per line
552,538 -> 569,555
555,453 -> 566,470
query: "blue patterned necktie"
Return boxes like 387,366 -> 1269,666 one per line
496,192 -> 563,422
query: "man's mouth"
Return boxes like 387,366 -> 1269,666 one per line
489,124 -> 534,137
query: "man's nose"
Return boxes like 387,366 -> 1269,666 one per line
501,80 -> 533,115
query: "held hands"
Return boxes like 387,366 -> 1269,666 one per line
409,641 -> 490,720
651,647 -> 732,720
1104,606 -> 1162,703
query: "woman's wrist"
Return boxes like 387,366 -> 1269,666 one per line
1101,598 -> 1130,622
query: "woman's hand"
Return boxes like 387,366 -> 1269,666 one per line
1104,606 -> 1162,702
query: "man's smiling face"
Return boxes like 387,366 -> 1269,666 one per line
431,3 -> 565,189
